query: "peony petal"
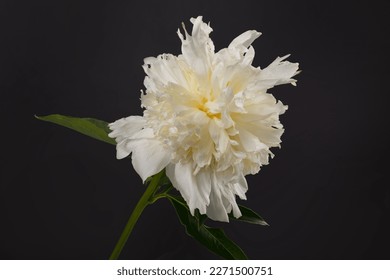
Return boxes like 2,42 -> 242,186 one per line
205,173 -> 229,222
243,46 -> 255,65
233,174 -> 248,200
192,125 -> 214,168
126,132 -> 171,182
143,54 -> 188,89
220,185 -> 242,218
228,30 -> 261,56
177,16 -> 214,77
195,169 -> 212,207
259,55 -> 300,87
208,119 -> 230,155
108,116 -> 146,143
116,140 -> 132,159
166,162 -> 211,215
238,128 -> 268,152
108,116 -> 147,159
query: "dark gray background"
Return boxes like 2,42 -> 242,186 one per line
1,0 -> 389,259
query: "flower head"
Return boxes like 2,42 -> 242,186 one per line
109,16 -> 299,222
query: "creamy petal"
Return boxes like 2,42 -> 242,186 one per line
143,54 -> 188,89
220,185 -> 242,218
238,128 -> 268,152
233,174 -> 248,200
166,162 -> 211,215
259,55 -> 300,86
192,124 -> 213,168
205,174 -> 229,222
228,30 -> 261,56
108,116 -> 146,143
177,16 -> 214,77
108,116 -> 146,159
125,131 -> 171,182
243,46 -> 255,65
208,119 -> 230,155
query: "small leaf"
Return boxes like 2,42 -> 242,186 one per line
36,114 -> 116,145
229,205 -> 269,226
168,196 -> 248,260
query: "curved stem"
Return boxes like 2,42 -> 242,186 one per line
109,170 -> 164,260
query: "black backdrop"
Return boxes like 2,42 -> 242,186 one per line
1,0 -> 389,259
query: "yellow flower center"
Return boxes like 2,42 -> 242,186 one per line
197,97 -> 221,119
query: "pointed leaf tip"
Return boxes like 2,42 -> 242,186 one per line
230,205 -> 269,226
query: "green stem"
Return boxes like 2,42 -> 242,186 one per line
109,170 -> 164,260
149,185 -> 173,204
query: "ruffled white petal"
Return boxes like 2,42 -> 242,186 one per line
125,129 -> 171,182
109,117 -> 170,182
108,116 -> 145,142
108,116 -> 146,159
228,30 -> 261,57
206,175 -> 230,222
220,185 -> 241,218
259,54 -> 300,87
177,16 -> 214,78
166,162 -> 211,215
143,54 -> 188,90
233,174 -> 248,200
238,128 -> 268,153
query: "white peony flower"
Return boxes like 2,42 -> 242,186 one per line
109,16 -> 299,222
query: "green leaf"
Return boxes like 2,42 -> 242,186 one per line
194,209 -> 208,226
35,114 -> 116,145
229,205 -> 269,226
168,196 -> 248,260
